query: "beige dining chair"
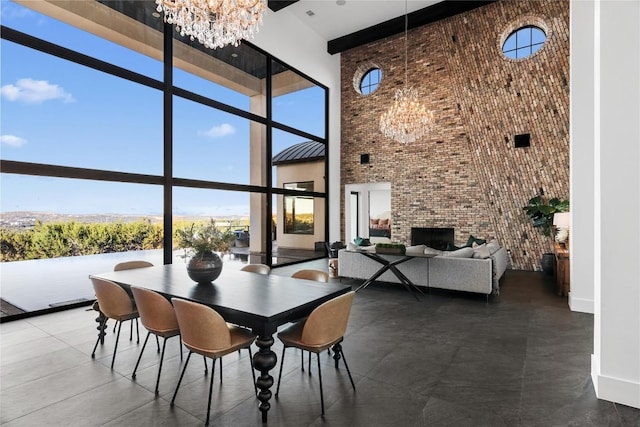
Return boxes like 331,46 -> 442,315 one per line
130,287 -> 183,395
170,298 -> 258,426
275,291 -> 356,415
240,263 -> 271,275
110,261 -> 153,336
291,268 -> 329,283
90,277 -> 140,369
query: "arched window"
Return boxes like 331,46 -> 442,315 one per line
359,68 -> 382,95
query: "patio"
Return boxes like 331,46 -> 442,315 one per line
2,261 -> 638,426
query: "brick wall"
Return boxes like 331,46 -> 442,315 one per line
340,0 -> 570,271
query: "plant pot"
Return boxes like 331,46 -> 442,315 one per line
187,251 -> 223,284
541,252 -> 556,276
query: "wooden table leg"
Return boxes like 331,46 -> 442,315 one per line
253,333 -> 277,423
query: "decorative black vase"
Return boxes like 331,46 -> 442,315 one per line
541,252 -> 556,276
187,251 -> 223,284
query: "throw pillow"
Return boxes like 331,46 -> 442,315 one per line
354,237 -> 371,246
423,246 -> 444,256
443,247 -> 474,258
445,242 -> 461,251
346,242 -> 357,251
472,243 -> 491,259
379,218 -> 389,226
406,244 -> 426,256
486,240 -> 500,255
370,218 -> 379,227
465,234 -> 486,247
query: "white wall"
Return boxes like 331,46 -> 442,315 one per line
251,9 -> 342,243
577,0 -> 640,409
569,0 -> 595,314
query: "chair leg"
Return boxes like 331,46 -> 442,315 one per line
316,352 -> 325,416
129,318 -> 133,340
205,358 -> 216,426
156,335 -> 160,353
220,358 -> 223,382
301,350 -> 304,372
203,356 -> 208,374
171,351 -> 192,406
308,350 -> 311,375
135,318 -> 140,343
248,346 -> 257,396
111,320 -> 123,370
154,336 -> 169,395
275,346 -> 287,398
339,349 -> 356,390
132,331 -> 151,379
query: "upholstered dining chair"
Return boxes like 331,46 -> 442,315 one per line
130,286 -> 183,395
240,263 -> 271,275
170,298 -> 258,426
90,277 -> 140,369
291,268 -> 329,283
110,261 -> 153,336
275,291 -> 356,415
290,268 -> 331,368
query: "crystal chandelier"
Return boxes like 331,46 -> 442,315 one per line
379,1 -> 433,144
155,0 -> 267,50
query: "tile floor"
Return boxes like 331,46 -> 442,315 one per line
2,262 -> 639,426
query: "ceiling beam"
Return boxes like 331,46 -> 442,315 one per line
327,0 -> 495,54
267,0 -> 299,13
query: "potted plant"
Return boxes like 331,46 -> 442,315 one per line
174,219 -> 235,284
523,195 -> 569,274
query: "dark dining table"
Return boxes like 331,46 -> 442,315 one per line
90,264 -> 352,423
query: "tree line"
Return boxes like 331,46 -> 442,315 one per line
0,219 -> 163,262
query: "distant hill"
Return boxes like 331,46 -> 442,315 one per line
0,211 -> 249,231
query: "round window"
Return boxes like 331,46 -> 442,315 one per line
359,68 -> 382,95
502,26 -> 546,59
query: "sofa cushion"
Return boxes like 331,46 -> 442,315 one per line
442,247 -> 474,258
445,242 -> 461,251
472,243 -> 491,259
406,244 -> 426,256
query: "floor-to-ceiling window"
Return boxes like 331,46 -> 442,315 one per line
0,0 -> 328,317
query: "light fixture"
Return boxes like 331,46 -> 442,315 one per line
553,211 -> 570,245
155,0 -> 267,50
379,0 -> 433,144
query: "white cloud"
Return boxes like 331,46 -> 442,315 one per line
0,135 -> 27,147
1,78 -> 75,104
201,123 -> 236,138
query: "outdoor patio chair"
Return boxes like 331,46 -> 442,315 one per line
110,260 -> 154,335
275,291 -> 356,415
170,298 -> 257,426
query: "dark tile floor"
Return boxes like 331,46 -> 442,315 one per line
1,262 -> 639,426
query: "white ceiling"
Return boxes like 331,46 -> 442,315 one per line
276,0 -> 441,42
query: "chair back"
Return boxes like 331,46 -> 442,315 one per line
301,291 -> 355,346
171,298 -> 231,352
91,277 -> 136,318
131,287 -> 178,334
114,260 -> 153,271
241,264 -> 271,275
291,269 -> 329,283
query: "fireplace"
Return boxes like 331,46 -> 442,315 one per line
411,227 -> 454,250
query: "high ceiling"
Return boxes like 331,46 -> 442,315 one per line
267,0 -> 494,54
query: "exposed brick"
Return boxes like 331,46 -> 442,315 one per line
340,0 -> 570,271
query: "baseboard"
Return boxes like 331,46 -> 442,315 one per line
592,354 -> 640,409
568,292 -> 594,313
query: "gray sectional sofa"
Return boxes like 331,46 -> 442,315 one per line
337,242 -> 508,296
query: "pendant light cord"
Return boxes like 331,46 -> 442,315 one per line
404,0 -> 408,88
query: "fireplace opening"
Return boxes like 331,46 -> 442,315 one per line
411,227 -> 454,250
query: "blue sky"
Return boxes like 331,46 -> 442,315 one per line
0,0 -> 324,217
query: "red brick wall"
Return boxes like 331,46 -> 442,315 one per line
340,0 -> 570,270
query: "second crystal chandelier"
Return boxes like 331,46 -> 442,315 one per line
379,1 -> 433,144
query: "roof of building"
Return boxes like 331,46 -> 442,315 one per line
272,140 -> 325,165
